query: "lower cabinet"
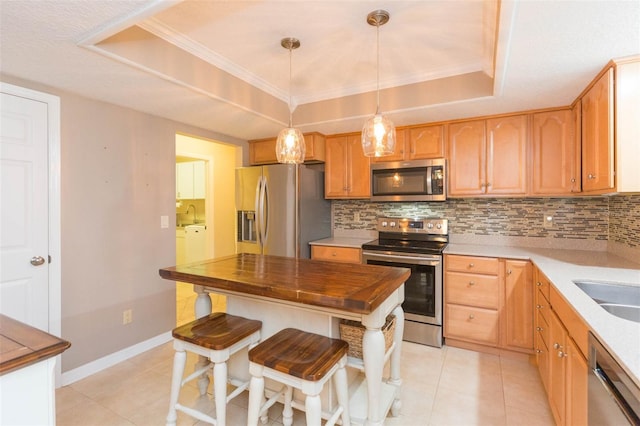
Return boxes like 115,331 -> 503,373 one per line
444,255 -> 533,353
311,245 -> 362,264
534,266 -> 588,426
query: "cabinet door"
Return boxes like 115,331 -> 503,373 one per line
371,129 -> 406,163
502,260 -> 533,351
176,162 -> 194,199
566,337 -> 588,426
193,161 -> 206,199
531,109 -> 580,195
249,138 -> 278,165
447,120 -> 486,196
325,136 -> 349,198
346,135 -> 371,198
548,310 -> 567,426
581,67 -> 614,192
408,124 -> 444,159
486,115 -> 528,195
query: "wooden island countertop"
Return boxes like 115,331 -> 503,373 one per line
159,253 -> 410,314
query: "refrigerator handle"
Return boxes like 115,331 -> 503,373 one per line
260,175 -> 269,246
254,177 -> 262,247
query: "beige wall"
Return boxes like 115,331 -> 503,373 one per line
1,74 -> 247,372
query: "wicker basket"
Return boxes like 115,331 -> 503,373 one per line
339,315 -> 396,359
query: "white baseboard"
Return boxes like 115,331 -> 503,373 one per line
60,331 -> 172,386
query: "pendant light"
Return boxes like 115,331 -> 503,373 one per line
276,37 -> 306,164
362,10 -> 396,157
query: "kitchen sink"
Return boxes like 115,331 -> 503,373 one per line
573,280 -> 640,323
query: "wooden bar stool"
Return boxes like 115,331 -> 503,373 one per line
246,328 -> 350,426
166,312 -> 262,426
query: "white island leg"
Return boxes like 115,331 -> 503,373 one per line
362,324 -> 385,426
193,285 -> 212,394
388,304 -> 404,416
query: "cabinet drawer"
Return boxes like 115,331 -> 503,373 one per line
445,255 -> 500,275
536,307 -> 550,348
445,272 -> 499,309
535,288 -> 551,324
535,271 -> 551,302
445,304 -> 499,345
311,245 -> 361,264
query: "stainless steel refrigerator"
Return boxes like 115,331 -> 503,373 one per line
235,164 -> 331,258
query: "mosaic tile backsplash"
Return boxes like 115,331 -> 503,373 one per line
333,195 -> 640,247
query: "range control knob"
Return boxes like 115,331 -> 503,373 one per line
390,221 -> 396,227
381,221 -> 388,227
436,223 -> 442,229
427,223 -> 434,229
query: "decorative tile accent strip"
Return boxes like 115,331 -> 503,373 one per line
610,195 -> 640,248
333,197 -> 611,241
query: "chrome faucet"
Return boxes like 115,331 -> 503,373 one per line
186,204 -> 197,224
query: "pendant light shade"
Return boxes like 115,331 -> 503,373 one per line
362,10 -> 396,157
276,37 -> 306,164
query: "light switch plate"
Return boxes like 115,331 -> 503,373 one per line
160,215 -> 169,228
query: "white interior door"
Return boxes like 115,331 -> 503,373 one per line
0,91 -> 50,331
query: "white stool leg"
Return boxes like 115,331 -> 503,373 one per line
247,371 -> 265,426
304,393 -> 322,426
282,385 -> 293,426
212,361 -> 228,426
334,364 -> 351,426
166,348 -> 187,426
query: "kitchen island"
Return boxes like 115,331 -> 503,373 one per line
159,253 -> 410,426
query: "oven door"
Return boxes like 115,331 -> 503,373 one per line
362,250 -> 442,326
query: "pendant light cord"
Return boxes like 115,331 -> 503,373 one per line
375,22 -> 380,115
288,45 -> 293,127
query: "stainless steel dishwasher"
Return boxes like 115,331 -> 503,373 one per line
588,333 -> 640,425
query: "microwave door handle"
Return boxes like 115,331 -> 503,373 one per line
426,167 -> 433,195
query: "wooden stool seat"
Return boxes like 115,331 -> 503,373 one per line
166,313 -> 261,426
247,328 -> 350,426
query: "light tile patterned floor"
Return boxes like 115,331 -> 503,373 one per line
56,337 -> 555,426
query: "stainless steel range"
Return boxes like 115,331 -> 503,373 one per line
362,217 -> 448,347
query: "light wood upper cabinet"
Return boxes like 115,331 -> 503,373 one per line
447,116 -> 527,197
325,134 -> 370,199
447,120 -> 486,196
373,124 -> 445,163
248,132 -> 326,165
486,115 -> 528,195
371,129 -> 407,163
409,124 -> 445,159
531,108 -> 581,195
581,67 -> 614,193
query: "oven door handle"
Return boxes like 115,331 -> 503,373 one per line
363,251 -> 441,266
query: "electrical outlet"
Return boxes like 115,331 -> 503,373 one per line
543,213 -> 554,228
122,309 -> 133,325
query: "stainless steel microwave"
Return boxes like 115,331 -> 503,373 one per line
370,159 -> 446,202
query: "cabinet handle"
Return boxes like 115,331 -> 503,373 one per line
468,314 -> 475,320
486,182 -> 491,187
507,269 -> 512,275
588,174 -> 596,180
536,281 -> 542,286
331,252 -> 337,257
571,178 -> 576,183
535,349 -> 543,354
468,281 -> 475,286
557,350 -> 567,358
536,326 -> 543,331
536,304 -> 543,309
469,263 -> 475,268
553,342 -> 562,350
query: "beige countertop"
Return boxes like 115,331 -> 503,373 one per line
445,243 -> 640,387
309,236 -> 374,248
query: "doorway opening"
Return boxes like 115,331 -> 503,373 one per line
175,133 -> 240,325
